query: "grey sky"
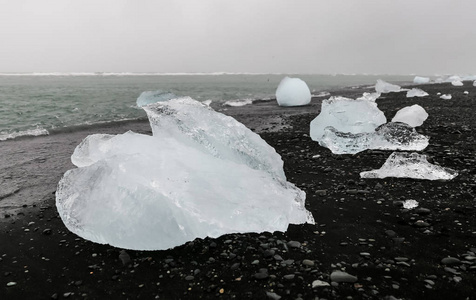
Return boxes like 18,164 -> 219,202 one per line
1,0 -> 475,74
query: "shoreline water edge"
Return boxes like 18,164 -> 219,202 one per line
1,82 -> 476,299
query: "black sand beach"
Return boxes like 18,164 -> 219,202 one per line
1,83 -> 475,299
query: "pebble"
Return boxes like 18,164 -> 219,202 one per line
287,241 -> 301,248
6,282 -> 17,287
441,257 -> 461,265
302,259 -> 314,267
266,291 -> 281,300
42,229 -> 52,235
330,271 -> 358,283
119,250 -> 131,266
444,267 -> 460,275
312,279 -> 330,288
414,220 -> 430,227
185,275 -> 194,281
254,272 -> 268,280
385,230 -> 397,237
283,274 -> 295,280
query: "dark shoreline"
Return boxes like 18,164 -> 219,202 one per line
1,82 -> 476,299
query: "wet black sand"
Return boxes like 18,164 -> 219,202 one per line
1,83 -> 475,299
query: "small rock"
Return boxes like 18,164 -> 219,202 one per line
330,271 -> 357,283
119,250 -> 131,266
254,272 -> 268,280
385,230 -> 397,237
312,280 -> 330,288
287,241 -> 301,248
6,282 -> 17,287
302,259 -> 315,267
185,275 -> 194,281
266,291 -> 281,300
441,257 -> 461,265
42,229 -> 52,235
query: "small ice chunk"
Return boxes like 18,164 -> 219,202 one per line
202,100 -> 212,106
440,94 -> 452,100
356,92 -> 381,102
360,152 -> 458,180
473,81 -> 476,87
310,96 -> 386,142
375,79 -> 402,93
223,99 -> 253,107
391,104 -> 428,127
413,76 -> 430,84
403,200 -> 419,209
275,77 -> 311,106
137,90 -> 177,107
320,122 -> 429,154
452,80 -> 463,86
464,91 -> 469,95
406,88 -> 429,98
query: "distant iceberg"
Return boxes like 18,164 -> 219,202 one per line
136,90 -> 178,107
360,152 -> 458,180
57,97 -> 314,250
375,79 -> 402,94
413,76 -> 430,84
276,77 -> 311,106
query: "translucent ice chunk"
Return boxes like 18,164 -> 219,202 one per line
320,122 -> 429,154
406,88 -> 429,98
310,96 -> 386,142
360,152 -> 458,180
473,81 -> 476,87
413,76 -> 430,84
451,80 -> 463,86
391,104 -> 428,127
136,90 -> 177,107
356,92 -> 381,102
440,94 -> 452,100
143,97 -> 286,180
57,97 -> 314,250
403,199 -> 419,209
275,77 -> 311,106
375,79 -> 402,93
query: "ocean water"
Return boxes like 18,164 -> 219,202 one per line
0,73 -> 415,141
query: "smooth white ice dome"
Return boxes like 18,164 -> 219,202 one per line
276,77 -> 311,107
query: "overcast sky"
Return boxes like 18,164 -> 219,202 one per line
1,0 -> 475,75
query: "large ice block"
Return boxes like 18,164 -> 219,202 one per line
275,77 -> 311,107
320,122 -> 429,154
57,97 -> 314,251
360,152 -> 458,180
391,104 -> 428,127
310,96 -> 386,142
